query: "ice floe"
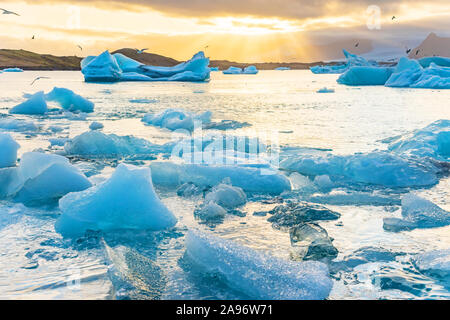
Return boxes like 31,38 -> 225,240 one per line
89,122 -> 104,131
337,67 -> 394,86
2,68 -> 24,72
316,87 -> 335,93
223,66 -> 259,75
9,91 -> 48,115
185,230 -> 333,300
194,202 -> 227,222
142,109 -> 212,132
81,51 -> 210,82
290,223 -> 338,261
204,181 -> 247,209
0,133 -> 19,168
413,249 -> 450,278
45,87 -> 94,113
0,118 -> 38,132
383,194 -> 450,232
55,164 -> 177,237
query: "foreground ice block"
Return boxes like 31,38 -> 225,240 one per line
280,151 -> 439,188
204,182 -> 247,209
413,249 -> 450,278
142,109 -> 212,132
383,194 -> 450,232
45,87 -> 94,113
337,66 -> 394,86
9,91 -> 48,115
0,133 -> 20,168
185,230 -> 333,300
150,162 -> 291,195
81,51 -> 210,82
64,131 -> 171,158
55,164 -> 177,237
7,152 -> 91,205
387,119 -> 450,160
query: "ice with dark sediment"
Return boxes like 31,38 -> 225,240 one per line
185,230 -> 333,300
290,223 -> 338,261
383,194 -> 450,232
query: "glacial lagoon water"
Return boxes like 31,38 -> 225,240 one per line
0,70 -> 449,299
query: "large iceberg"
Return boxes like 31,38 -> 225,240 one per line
185,230 -> 333,300
337,67 -> 394,86
418,56 -> 450,68
45,87 -> 94,113
150,162 -> 291,195
280,151 -> 439,188
81,51 -> 210,82
383,194 -> 450,232
142,109 -> 212,132
9,91 -> 48,115
0,133 -> 19,168
55,164 -> 177,237
64,131 -> 172,158
387,119 -> 450,160
311,50 -> 375,74
5,152 -> 91,205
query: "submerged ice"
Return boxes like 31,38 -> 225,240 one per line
185,230 -> 333,300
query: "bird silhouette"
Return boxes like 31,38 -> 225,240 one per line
31,35 -> 35,40
416,49 -> 420,56
355,42 -> 359,48
77,45 -> 83,51
406,48 -> 411,54
0,8 -> 20,16
135,48 -> 148,54
392,16 -> 396,20
30,76 -> 50,86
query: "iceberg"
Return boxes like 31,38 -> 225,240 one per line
142,109 -> 212,132
150,162 -> 291,195
243,66 -> 258,74
2,68 -> 24,72
280,151 -> 439,188
45,87 -> 95,113
413,249 -> 450,278
185,230 -> 333,300
0,134 -> 19,168
383,194 -> 450,232
81,51 -> 210,82
89,122 -> 104,130
337,67 -> 394,86
6,152 -> 91,205
204,182 -> 247,209
418,56 -> 450,68
223,66 -> 259,75
55,164 -> 177,237
9,91 -> 48,115
311,50 -> 374,74
387,119 -> 450,160
64,131 -> 171,158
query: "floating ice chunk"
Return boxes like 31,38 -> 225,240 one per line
0,134 -> 19,168
290,223 -> 338,261
311,50 -> 374,74
289,172 -> 314,191
383,194 -> 450,232
9,91 -> 48,115
280,151 -> 439,188
185,230 -> 333,300
313,175 -> 334,191
209,67 -> 219,71
316,87 -> 335,93
413,249 -> 450,278
243,66 -> 258,74
194,202 -> 227,221
2,68 -> 23,72
410,63 -> 450,89
81,51 -> 122,82
203,119 -> 251,131
275,67 -> 290,71
129,98 -> 158,104
65,131 -> 171,158
142,109 -> 211,132
305,191 -> 401,206
55,164 -> 177,237
418,56 -> 450,68
7,152 -> 91,205
89,122 -> 104,130
387,119 -> 450,160
49,138 -> 70,147
150,162 -> 291,195
205,182 -> 247,209
0,167 -> 18,198
223,66 -> 243,74
337,67 -> 394,86
268,202 -> 340,229
0,119 -> 38,132
45,87 -> 94,113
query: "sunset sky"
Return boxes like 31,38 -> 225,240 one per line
0,0 -> 449,62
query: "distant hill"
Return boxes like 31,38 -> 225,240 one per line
0,47 -> 328,71
409,33 -> 450,59
0,49 -> 82,70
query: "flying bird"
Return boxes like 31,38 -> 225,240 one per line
355,42 -> 359,48
0,8 -> 20,16
135,48 -> 148,54
416,49 -> 420,56
406,48 -> 411,54
30,76 -> 50,86
392,16 -> 396,20
77,45 -> 83,51
31,35 -> 35,40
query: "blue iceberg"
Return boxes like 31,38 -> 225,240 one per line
81,51 -> 210,82
45,87 -> 95,113
55,164 -> 177,237
223,66 -> 259,75
0,119 -> 38,132
2,68 -> 24,72
9,91 -> 48,115
338,67 -> 394,86
418,56 -> 450,68
311,50 -> 375,74
0,133 -> 19,168
185,230 -> 333,300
